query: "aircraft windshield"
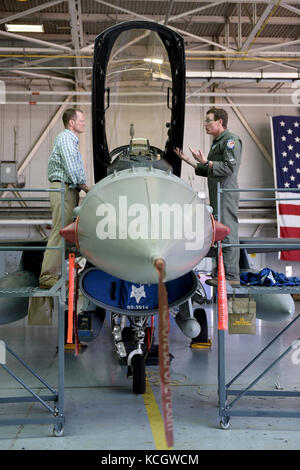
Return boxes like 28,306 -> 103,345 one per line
105,28 -> 172,155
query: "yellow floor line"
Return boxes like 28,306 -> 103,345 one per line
143,378 -> 173,450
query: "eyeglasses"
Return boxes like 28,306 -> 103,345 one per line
204,118 -> 215,124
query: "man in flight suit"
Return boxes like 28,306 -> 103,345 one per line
174,107 -> 242,286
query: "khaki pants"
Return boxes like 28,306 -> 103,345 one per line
39,182 -> 79,284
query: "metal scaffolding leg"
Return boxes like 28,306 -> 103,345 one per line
54,299 -> 65,436
0,185 -> 66,435
0,297 -> 65,434
218,304 -> 300,428
217,183 -> 300,429
218,329 -> 229,428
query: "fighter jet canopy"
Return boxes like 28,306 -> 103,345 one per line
92,20 -> 186,182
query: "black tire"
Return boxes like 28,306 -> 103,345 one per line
122,326 -> 133,343
192,308 -> 208,342
132,354 -> 146,394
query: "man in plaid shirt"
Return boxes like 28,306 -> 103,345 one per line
39,108 -> 90,289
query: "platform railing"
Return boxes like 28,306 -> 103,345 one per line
216,184 -> 300,429
0,184 -> 66,436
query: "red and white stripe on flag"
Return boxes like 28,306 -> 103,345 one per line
278,192 -> 300,261
270,115 -> 300,261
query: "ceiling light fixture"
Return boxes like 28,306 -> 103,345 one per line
5,24 -> 44,33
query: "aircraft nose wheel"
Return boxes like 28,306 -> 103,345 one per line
132,354 -> 146,394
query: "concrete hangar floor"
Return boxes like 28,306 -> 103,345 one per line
0,298 -> 299,451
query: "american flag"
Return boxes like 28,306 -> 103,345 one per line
270,115 -> 300,261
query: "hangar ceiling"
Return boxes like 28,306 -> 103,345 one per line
0,1 -> 299,231
0,0 -> 299,93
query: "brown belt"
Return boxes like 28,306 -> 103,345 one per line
51,180 -> 70,185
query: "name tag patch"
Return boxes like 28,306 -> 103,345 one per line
226,139 -> 235,149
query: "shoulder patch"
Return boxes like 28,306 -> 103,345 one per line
226,139 -> 235,149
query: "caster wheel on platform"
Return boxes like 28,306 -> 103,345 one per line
53,425 -> 64,437
132,354 -> 146,394
219,417 -> 230,429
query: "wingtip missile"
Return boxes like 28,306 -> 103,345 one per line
212,218 -> 231,244
59,219 -> 78,246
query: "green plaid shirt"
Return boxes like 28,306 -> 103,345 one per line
48,129 -> 86,189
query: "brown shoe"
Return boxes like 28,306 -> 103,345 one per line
227,279 -> 240,287
205,277 -> 240,287
39,278 -> 58,289
205,277 -> 218,287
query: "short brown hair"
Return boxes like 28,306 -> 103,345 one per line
207,107 -> 228,129
62,108 -> 83,128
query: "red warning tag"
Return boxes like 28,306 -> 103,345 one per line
218,245 -> 228,330
67,253 -> 75,343
155,259 -> 174,449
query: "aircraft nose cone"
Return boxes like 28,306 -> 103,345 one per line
72,167 -> 215,283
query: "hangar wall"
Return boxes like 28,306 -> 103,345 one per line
182,97 -> 300,277
1,88 -> 300,277
0,89 -> 295,195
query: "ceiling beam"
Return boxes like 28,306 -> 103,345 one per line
185,49 -> 300,57
9,69 -> 75,84
164,0 -> 175,24
59,0 -> 300,3
0,12 -> 298,26
0,32 -> 295,45
250,39 -> 300,54
186,70 -> 300,80
0,47 -> 72,54
91,0 -> 236,54
132,0 -> 300,3
239,2 -> 278,52
92,0 -> 150,21
1,33 -> 293,45
0,30 -> 72,52
167,1 -> 222,22
0,0 -> 65,26
168,24 -> 237,52
275,2 -> 300,15
68,0 -> 86,89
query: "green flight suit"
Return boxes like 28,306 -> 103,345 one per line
195,129 -> 242,280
